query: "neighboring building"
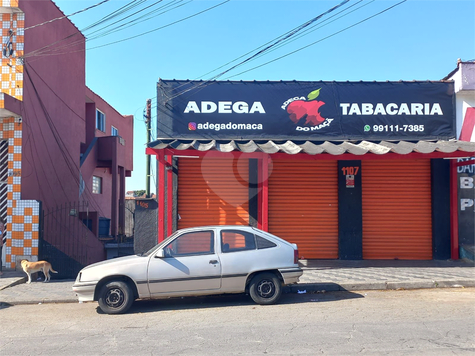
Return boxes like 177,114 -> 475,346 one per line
443,59 -> 475,141
0,0 -> 133,275
148,77 -> 475,261
443,60 -> 475,258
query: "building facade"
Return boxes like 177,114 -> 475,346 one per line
148,77 -> 475,260
444,60 -> 475,257
0,0 -> 133,273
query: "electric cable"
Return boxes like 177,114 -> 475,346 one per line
86,0 -> 230,51
22,73 -> 71,204
21,0 -> 205,60
161,0 -> 407,103
24,63 -> 107,216
35,0 -> 185,57
20,99 -> 62,206
225,0 -> 408,79
196,0 -> 361,81
237,0 -> 374,68
85,0 -> 184,39
23,0 -> 150,58
158,0 -> 352,103
24,0 -> 112,31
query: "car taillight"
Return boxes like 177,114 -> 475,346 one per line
294,249 -> 299,264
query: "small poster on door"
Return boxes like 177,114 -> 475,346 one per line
346,174 -> 355,188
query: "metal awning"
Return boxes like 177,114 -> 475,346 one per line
147,139 -> 475,157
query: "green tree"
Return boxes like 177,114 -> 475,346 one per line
134,190 -> 146,197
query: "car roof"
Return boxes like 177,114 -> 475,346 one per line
178,225 -> 257,231
175,225 -> 291,246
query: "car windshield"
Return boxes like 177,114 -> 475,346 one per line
140,231 -> 180,257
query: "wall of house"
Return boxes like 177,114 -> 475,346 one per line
85,87 -> 134,166
0,1 -> 42,269
82,89 -> 133,228
454,91 -> 475,141
1,0 -> 133,269
19,0 -> 86,209
0,116 -> 41,268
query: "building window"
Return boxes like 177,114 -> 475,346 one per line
96,110 -> 105,132
111,126 -> 118,136
92,176 -> 102,194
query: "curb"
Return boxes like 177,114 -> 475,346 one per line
289,279 -> 475,293
2,279 -> 475,306
0,276 -> 26,291
3,299 -> 78,306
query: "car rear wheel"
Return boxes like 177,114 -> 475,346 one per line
98,281 -> 134,314
249,272 -> 282,305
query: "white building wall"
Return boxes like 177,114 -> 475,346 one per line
446,61 -> 475,141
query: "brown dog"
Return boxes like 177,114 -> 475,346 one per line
20,259 -> 58,284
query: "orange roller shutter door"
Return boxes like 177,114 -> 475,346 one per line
362,160 -> 432,260
268,160 -> 339,259
178,158 -> 250,229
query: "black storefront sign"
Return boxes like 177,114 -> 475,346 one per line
157,80 -> 455,141
458,158 -> 475,248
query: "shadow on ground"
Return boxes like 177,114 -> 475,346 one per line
96,288 -> 364,315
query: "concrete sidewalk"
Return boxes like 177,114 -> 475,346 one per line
1,259 -> 474,305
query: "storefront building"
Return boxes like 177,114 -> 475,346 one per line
147,79 -> 475,260
443,60 -> 475,259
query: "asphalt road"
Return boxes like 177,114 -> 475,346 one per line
1,288 -> 474,355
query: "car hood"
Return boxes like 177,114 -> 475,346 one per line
81,254 -> 145,271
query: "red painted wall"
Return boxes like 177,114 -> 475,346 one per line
19,1 -> 133,228
85,87 -> 133,171
20,0 -> 86,208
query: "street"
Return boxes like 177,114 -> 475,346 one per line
1,288 -> 474,355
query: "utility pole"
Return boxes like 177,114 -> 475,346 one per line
145,99 -> 152,198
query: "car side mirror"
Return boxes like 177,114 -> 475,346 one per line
155,249 -> 165,258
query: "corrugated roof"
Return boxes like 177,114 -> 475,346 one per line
148,139 -> 475,156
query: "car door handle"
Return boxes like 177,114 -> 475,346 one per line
209,260 -> 219,264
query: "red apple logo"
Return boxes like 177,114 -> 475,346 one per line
286,88 -> 326,126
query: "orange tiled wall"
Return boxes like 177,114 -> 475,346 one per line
1,5 -> 37,269
2,1 -> 19,8
1,117 -> 40,269
1,11 -> 24,101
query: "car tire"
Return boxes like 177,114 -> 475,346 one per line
98,280 -> 134,314
249,272 -> 282,305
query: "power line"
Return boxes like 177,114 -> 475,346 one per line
24,0 -> 112,31
23,0 -> 149,59
37,0 -> 180,56
237,0 -> 375,68
44,0 -> 192,58
21,0 -> 220,60
209,0 -> 350,81
24,63 -> 107,216
85,0 -> 187,39
81,0 -> 149,32
226,0 -> 408,79
158,0 -> 352,103
160,0 -> 407,103
197,0 -> 362,81
87,0 -> 230,51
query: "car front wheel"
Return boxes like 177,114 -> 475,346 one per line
249,272 -> 282,305
98,281 -> 134,314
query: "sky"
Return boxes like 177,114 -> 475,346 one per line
52,0 -> 475,194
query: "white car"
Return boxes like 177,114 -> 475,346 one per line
73,226 -> 303,314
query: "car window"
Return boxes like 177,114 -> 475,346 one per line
256,235 -> 277,249
221,230 -> 256,253
142,231 -> 181,256
164,231 -> 214,257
